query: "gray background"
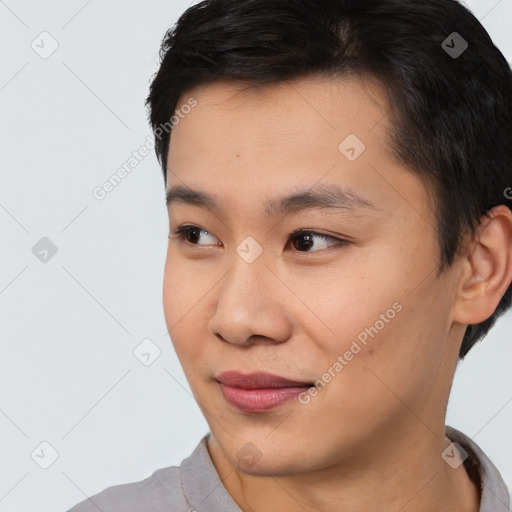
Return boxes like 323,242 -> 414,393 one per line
1,1 -> 511,511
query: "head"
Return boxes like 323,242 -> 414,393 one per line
146,0 -> 512,476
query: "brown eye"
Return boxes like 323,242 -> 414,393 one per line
291,232 -> 315,251
289,230 -> 346,253
171,225 -> 220,246
184,227 -> 201,244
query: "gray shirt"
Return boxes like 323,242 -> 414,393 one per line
67,425 -> 510,512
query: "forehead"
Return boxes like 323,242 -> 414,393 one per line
166,75 -> 431,224
168,76 -> 388,172
170,74 -> 391,144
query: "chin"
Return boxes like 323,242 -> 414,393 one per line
225,440 -> 319,477
233,457 -> 312,477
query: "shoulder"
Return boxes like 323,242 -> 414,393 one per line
66,465 -> 190,512
65,434 -> 240,512
445,425 -> 511,512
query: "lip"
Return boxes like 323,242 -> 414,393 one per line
216,371 -> 313,413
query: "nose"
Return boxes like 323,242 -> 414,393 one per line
207,255 -> 293,347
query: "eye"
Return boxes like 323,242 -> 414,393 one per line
288,229 -> 347,252
170,225 -> 221,246
169,225 -> 348,253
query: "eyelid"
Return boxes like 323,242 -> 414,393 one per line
289,228 -> 340,240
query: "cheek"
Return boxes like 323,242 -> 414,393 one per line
323,286 -> 453,425
299,246 -> 450,397
287,251 -> 401,355
162,257 -> 185,328
162,252 -> 209,362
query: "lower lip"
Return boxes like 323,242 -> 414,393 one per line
219,383 -> 311,412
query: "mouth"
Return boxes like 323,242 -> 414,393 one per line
216,371 -> 315,413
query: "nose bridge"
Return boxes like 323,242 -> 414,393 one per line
222,230 -> 274,298
208,243 -> 292,346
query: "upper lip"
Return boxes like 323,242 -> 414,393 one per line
216,371 -> 313,389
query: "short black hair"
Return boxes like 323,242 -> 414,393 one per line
146,0 -> 512,359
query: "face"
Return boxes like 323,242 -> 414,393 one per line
163,75 -> 464,476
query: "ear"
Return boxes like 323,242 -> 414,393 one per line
453,205 -> 512,325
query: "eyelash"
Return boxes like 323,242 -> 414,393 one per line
169,225 -> 349,253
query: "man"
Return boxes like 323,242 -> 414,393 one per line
69,0 -> 512,510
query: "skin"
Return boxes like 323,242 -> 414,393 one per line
163,75 -> 512,512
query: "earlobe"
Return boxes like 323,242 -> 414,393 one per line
454,205 -> 512,325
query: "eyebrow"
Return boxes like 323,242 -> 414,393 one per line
165,183 -> 378,217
